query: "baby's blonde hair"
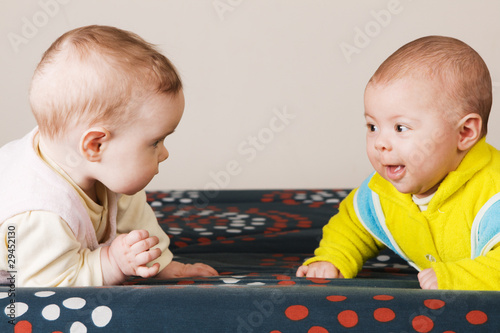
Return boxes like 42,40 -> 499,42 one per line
30,25 -> 183,139
368,36 -> 492,137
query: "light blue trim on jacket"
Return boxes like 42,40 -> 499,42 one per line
355,173 -> 500,268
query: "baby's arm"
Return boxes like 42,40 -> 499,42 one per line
296,261 -> 344,279
100,229 -> 162,285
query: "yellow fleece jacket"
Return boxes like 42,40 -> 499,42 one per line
305,139 -> 500,290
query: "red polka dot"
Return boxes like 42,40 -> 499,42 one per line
424,299 -> 445,310
373,295 -> 394,301
177,280 -> 195,285
198,237 -> 211,243
306,278 -> 330,284
308,326 -> 329,333
285,305 -> 309,321
174,241 -> 188,248
466,310 -> 488,325
338,310 -> 358,328
326,295 -> 347,302
278,280 -> 296,285
374,308 -> 396,322
412,315 -> 434,333
270,331 -> 282,333
283,199 -> 299,205
14,321 -> 32,333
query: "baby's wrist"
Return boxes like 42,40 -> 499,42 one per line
100,246 -> 126,285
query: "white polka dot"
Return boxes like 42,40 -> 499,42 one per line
251,222 -> 265,226
162,197 -> 175,202
0,292 -> 8,299
220,212 -> 237,216
230,223 -> 245,227
194,228 -> 207,232
92,306 -> 112,327
42,304 -> 60,321
35,291 -> 56,297
372,263 -> 388,268
5,302 -> 28,317
221,278 -> 240,284
247,282 -> 265,286
63,297 -> 86,310
252,217 -> 266,221
376,255 -> 391,262
199,232 -> 213,236
243,226 -> 255,230
150,201 -> 162,207
394,264 -> 409,269
214,226 -> 228,230
326,198 -> 340,203
180,198 -> 192,204
311,195 -> 323,201
70,321 -> 87,333
226,229 -> 242,233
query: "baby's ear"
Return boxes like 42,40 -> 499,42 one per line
80,127 -> 110,162
457,113 -> 482,151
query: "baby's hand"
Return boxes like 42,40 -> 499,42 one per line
158,261 -> 219,279
418,268 -> 438,289
296,261 -> 344,279
102,230 -> 162,284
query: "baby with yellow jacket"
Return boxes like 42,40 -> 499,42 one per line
297,36 -> 500,290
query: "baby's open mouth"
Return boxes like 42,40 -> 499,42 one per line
386,165 -> 406,180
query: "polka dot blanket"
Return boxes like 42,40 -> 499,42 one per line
1,189 -> 499,332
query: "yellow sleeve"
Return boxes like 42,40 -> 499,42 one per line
432,244 -> 500,290
303,189 -> 384,278
0,211 -> 103,287
116,191 -> 173,271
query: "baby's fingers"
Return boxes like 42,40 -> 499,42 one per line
124,229 -> 150,246
296,265 -> 308,277
135,247 -> 162,266
136,263 -> 160,278
130,235 -> 159,254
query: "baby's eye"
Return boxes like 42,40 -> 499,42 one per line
153,140 -> 160,148
395,124 -> 409,132
367,124 -> 378,132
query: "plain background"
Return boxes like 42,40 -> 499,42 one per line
1,0 -> 499,191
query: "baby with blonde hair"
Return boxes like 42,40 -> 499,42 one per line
297,36 -> 499,290
0,25 -> 217,286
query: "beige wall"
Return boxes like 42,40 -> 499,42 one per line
1,0 -> 499,191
